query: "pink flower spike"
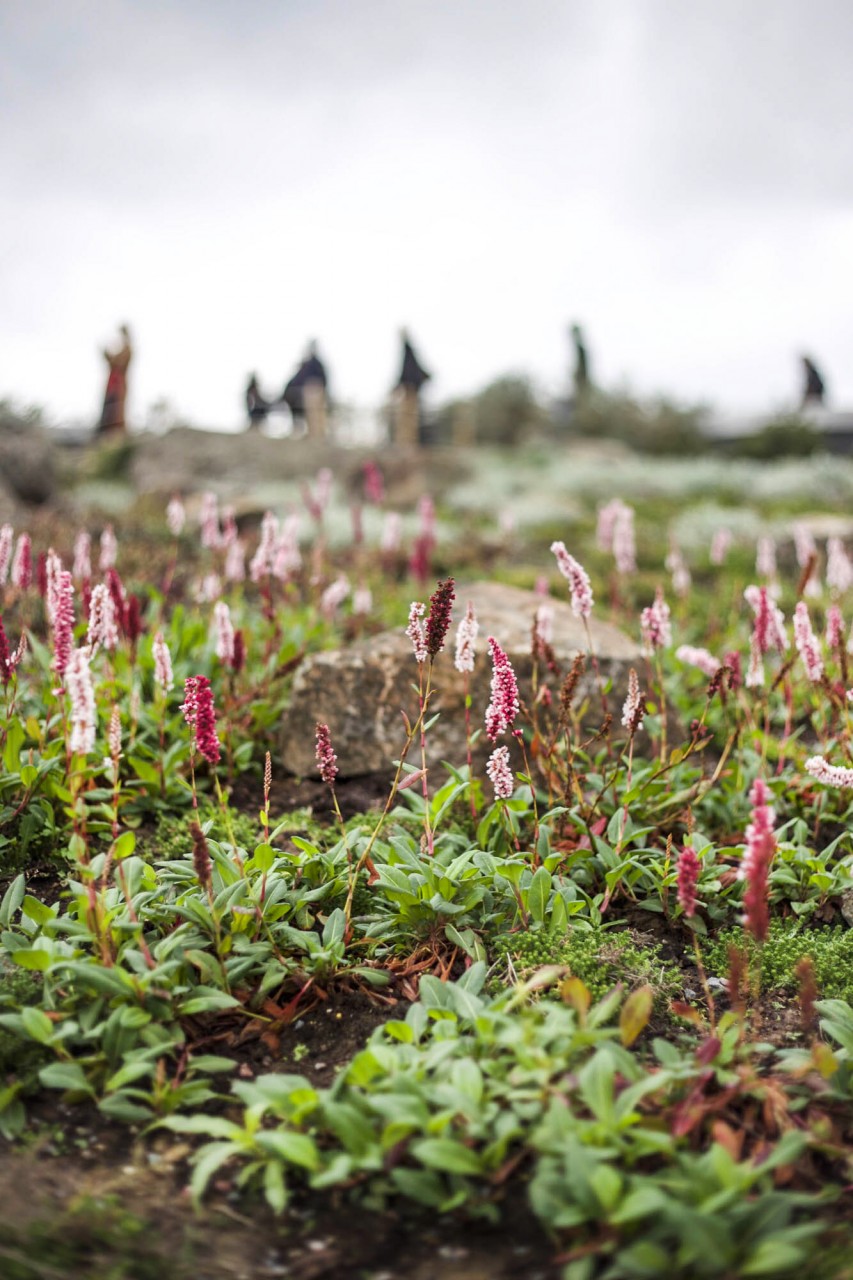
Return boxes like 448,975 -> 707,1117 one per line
676,845 -> 700,918
710,528 -> 733,566
44,549 -> 63,626
805,755 -> 853,788
320,576 -> 350,620
380,512 -> 402,554
249,511 -> 279,582
666,545 -> 691,598
675,645 -> 721,678
199,493 -> 221,550
551,542 -> 593,618
99,524 -> 117,571
0,525 -> 12,586
485,637 -> 520,742
640,587 -> 671,654
406,601 -> 428,664
756,536 -> 777,579
454,602 -> 479,674
181,675 -> 220,765
621,667 -> 644,734
213,601 -> 235,664
87,583 -> 119,652
0,618 -> 11,687
65,647 -> 96,756
613,505 -> 636,575
793,602 -> 823,683
166,494 -> 185,537
486,745 -> 514,799
425,577 -> 456,659
827,537 -> 853,595
153,631 -> 174,692
51,570 -> 75,678
224,540 -> 246,583
315,723 -> 338,786
744,585 -> 787,654
72,531 -> 91,582
740,777 -> 776,943
11,534 -> 32,590
826,604 -> 844,651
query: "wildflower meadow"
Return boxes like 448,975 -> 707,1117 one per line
0,456 -> 852,1279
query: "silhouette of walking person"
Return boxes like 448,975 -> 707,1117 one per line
283,342 -> 329,439
571,323 -> 591,405
800,355 -> 826,409
245,374 -> 271,429
98,324 -> 132,434
392,329 -> 431,446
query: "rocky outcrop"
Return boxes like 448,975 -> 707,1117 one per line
280,580 -> 641,778
0,418 -> 55,505
129,427 -> 472,505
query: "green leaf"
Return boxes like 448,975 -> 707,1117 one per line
97,1094 -> 154,1124
256,1130 -> 320,1171
528,866 -> 551,925
0,873 -> 25,927
322,908 -> 346,949
178,990 -> 240,1016
20,1006 -> 56,1045
189,1141 -> 238,1204
252,843 -> 275,872
741,1238 -> 811,1276
264,1159 -> 288,1213
411,1137 -> 483,1176
11,948 -> 51,971
3,719 -> 25,773
578,1052 -> 615,1122
112,831 -> 137,860
619,985 -> 653,1047
39,1062 -> 93,1094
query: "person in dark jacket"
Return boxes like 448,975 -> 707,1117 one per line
392,328 -> 431,445
800,355 -> 826,408
571,323 -> 591,403
245,374 -> 270,429
283,341 -> 329,438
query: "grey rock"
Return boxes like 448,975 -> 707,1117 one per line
0,421 -> 55,505
280,580 -> 641,778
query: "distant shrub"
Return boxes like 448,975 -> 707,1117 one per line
725,413 -> 822,460
0,398 -> 46,433
435,375 -> 549,446
570,390 -> 709,456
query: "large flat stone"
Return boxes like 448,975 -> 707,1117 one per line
280,580 -> 641,778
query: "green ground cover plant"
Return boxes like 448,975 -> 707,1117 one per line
0,464 -> 852,1277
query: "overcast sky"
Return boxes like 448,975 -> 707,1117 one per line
2,0 -> 852,430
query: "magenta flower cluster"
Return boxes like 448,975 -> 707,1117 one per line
181,675 -> 221,765
640,587 -> 671,654
740,777 -> 776,943
315,723 -> 338,786
485,637 -> 520,742
425,578 -> 456,660
550,542 -> 593,618
676,845 -> 700,918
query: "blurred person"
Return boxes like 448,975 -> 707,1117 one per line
282,341 -> 329,439
571,323 -> 591,403
800,354 -> 826,409
245,373 -> 270,429
98,324 -> 132,434
392,328 -> 431,446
